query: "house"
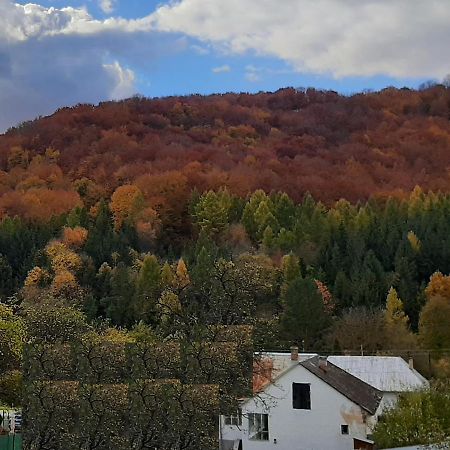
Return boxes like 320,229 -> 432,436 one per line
328,355 -> 429,411
220,349 -> 428,450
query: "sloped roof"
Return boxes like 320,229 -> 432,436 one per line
327,356 -> 429,392
300,356 -> 382,415
253,352 -> 317,393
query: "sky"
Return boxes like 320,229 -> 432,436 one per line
0,0 -> 449,131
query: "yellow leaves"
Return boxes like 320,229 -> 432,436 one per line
425,271 -> 450,302
62,226 -> 88,249
25,235 -> 85,300
45,240 -> 67,259
23,266 -> 52,302
46,241 -> 82,273
110,184 -> 145,230
175,258 -> 190,289
407,231 -> 421,252
161,262 -> 174,288
101,327 -> 135,344
7,146 -> 29,170
385,287 -> 409,327
45,147 -> 60,163
0,303 -> 15,320
159,291 -> 182,322
24,266 -> 51,288
51,270 -> 77,295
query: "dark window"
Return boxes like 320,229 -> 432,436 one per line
341,425 -> 349,435
292,383 -> 311,409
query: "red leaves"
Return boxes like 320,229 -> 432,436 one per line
0,86 -> 449,218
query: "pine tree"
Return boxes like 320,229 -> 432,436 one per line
134,255 -> 161,324
104,263 -> 135,327
161,262 -> 174,289
261,226 -> 274,253
385,287 -> 409,327
272,192 -> 296,230
280,276 -> 330,349
193,189 -> 232,235
253,200 -> 279,241
85,200 -> 115,267
0,255 -> 14,301
175,258 -> 190,290
384,287 -> 416,350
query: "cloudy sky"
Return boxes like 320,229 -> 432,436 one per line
1,0 -> 449,131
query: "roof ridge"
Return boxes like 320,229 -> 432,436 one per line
299,356 -> 383,415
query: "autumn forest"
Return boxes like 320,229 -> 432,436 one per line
1,85 -> 450,447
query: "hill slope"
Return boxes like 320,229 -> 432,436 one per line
0,86 -> 449,219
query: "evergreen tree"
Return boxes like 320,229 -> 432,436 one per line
0,255 -> 14,301
261,226 -> 274,253
85,200 -> 115,267
280,276 -> 330,349
161,262 -> 175,289
133,255 -> 161,324
104,263 -> 135,327
241,190 -> 270,241
253,200 -> 279,242
193,189 -> 232,236
271,192 -> 296,230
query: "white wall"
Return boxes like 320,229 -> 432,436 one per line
222,364 -> 375,450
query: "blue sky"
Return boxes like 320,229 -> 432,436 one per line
0,0 -> 448,131
26,0 -> 431,97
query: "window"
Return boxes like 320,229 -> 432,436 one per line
341,425 -> 349,435
224,409 -> 242,426
248,413 -> 269,441
292,383 -> 311,409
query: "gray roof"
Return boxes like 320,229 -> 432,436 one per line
300,356 -> 383,415
327,356 -> 429,392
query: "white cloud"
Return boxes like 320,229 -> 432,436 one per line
245,65 -> 262,82
103,61 -> 136,98
99,0 -> 116,14
151,0 -> 450,79
0,1 -> 165,131
212,64 -> 231,73
2,0 -> 449,131
191,43 -> 209,55
0,2 -> 153,41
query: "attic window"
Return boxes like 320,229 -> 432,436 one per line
293,383 -> 311,409
341,425 -> 349,435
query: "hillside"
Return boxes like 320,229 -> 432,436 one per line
0,86 -> 449,221
1,87 -> 450,399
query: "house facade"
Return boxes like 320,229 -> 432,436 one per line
220,352 -> 428,450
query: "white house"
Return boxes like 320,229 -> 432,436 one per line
220,350 -> 428,450
328,355 -> 429,411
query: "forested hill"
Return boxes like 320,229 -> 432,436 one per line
1,86 -> 450,384
1,85 -> 449,213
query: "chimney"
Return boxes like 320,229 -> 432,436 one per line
319,356 -> 328,371
409,358 -> 414,370
290,346 -> 299,361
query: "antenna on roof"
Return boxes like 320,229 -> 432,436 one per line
360,345 -> 364,356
